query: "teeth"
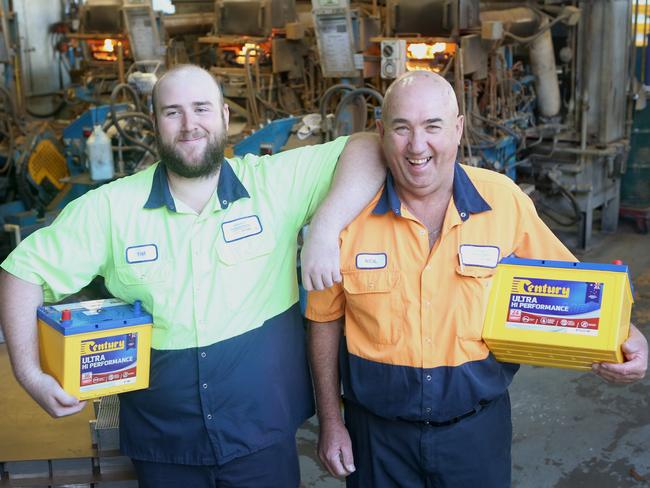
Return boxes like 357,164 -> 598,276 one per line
407,157 -> 431,165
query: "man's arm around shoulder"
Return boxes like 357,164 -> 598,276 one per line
0,270 -> 86,417
302,133 -> 386,290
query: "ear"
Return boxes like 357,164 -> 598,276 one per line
376,118 -> 385,139
455,115 -> 464,145
222,103 -> 230,132
152,111 -> 159,136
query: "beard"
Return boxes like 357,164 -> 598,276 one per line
157,132 -> 226,179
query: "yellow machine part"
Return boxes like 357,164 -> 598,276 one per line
27,139 -> 69,190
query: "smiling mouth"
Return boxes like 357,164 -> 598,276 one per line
178,137 -> 204,143
407,156 -> 432,166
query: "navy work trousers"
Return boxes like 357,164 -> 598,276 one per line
131,435 -> 300,488
344,393 -> 512,488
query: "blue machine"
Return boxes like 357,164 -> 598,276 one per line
233,117 -> 299,156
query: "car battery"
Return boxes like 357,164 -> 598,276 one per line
482,257 -> 633,371
37,298 -> 152,400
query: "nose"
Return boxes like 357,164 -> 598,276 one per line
408,127 -> 427,154
181,111 -> 198,132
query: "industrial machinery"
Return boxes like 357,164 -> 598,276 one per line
196,0 -> 336,131
307,0 -> 636,250
0,0 -> 643,256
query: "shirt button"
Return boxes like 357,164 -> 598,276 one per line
426,374 -> 432,381
222,199 -> 228,206
425,337 -> 432,343
202,383 -> 208,389
425,265 -> 431,270
460,212 -> 467,218
201,352 -> 207,358
419,229 -> 426,236
207,414 -> 213,420
425,407 -> 432,413
424,301 -> 430,307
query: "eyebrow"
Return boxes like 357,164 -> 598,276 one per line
160,101 -> 214,111
391,117 -> 443,125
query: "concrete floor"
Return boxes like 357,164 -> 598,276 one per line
297,220 -> 650,488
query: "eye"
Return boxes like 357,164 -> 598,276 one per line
196,106 -> 210,113
164,110 -> 179,117
393,126 -> 409,135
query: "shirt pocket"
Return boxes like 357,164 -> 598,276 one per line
342,269 -> 401,345
115,260 -> 172,285
113,260 -> 172,306
454,265 -> 497,341
215,226 -> 275,265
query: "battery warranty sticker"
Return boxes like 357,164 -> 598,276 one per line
79,333 -> 139,391
505,277 -> 603,336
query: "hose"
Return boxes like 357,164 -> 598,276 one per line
332,87 -> 384,139
109,84 -> 158,159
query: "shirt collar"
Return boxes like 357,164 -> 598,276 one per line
452,163 -> 491,221
143,160 -> 250,212
216,159 -> 250,209
143,164 -> 177,211
372,162 -> 491,220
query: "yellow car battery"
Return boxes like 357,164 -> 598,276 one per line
482,257 -> 633,371
37,298 -> 153,400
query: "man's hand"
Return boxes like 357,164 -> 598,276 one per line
592,324 -> 648,383
19,370 -> 86,418
301,226 -> 341,291
318,420 -> 355,477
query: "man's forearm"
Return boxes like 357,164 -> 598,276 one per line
309,132 -> 385,234
0,270 -> 44,385
301,133 -> 385,290
308,318 -> 345,425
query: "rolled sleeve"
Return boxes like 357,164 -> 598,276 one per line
1,189 -> 112,303
305,282 -> 346,323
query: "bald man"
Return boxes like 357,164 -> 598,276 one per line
0,64 -> 386,487
306,71 -> 647,487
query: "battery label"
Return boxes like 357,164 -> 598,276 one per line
79,333 -> 138,392
505,277 -> 603,336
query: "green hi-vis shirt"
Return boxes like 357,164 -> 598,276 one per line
2,136 -> 348,350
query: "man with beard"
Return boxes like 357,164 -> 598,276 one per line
0,64 -> 386,487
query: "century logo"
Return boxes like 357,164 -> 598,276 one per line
511,278 -> 570,298
81,339 -> 125,355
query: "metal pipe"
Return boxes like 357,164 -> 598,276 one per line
529,17 -> 561,117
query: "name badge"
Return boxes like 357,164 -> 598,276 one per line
459,244 -> 500,268
356,253 -> 387,269
222,215 -> 262,243
125,244 -> 158,264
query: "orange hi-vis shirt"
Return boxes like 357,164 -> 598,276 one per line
306,163 -> 576,423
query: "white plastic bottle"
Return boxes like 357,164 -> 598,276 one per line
86,125 -> 115,181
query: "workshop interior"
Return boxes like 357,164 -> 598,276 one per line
0,0 -> 649,486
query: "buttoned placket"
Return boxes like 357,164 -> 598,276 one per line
419,206 -> 465,419
422,229 -> 435,419
191,211 -> 214,425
